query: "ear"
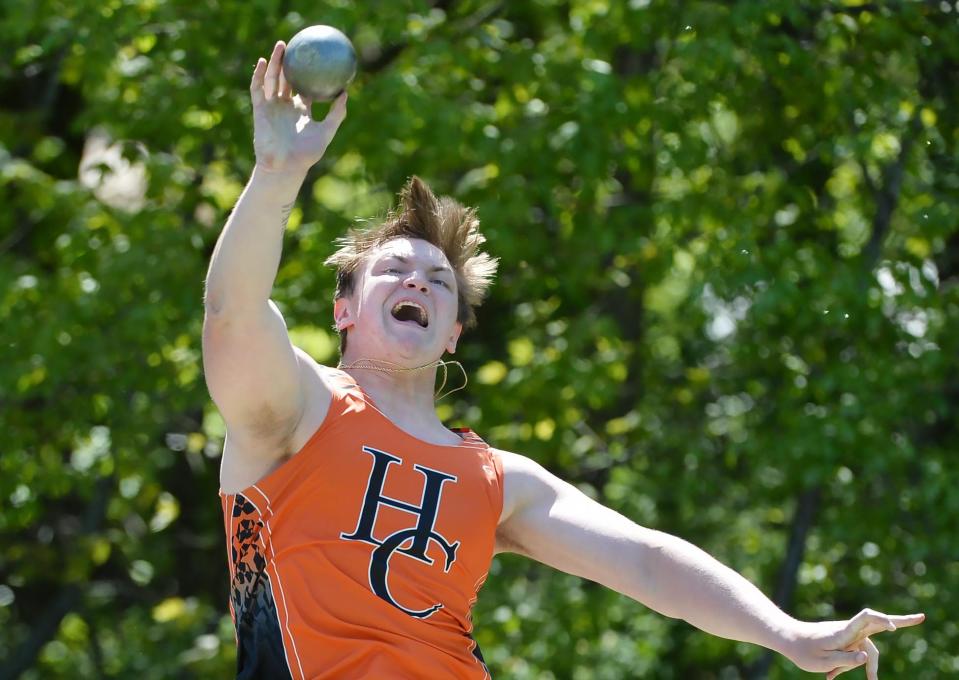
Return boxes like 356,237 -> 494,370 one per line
333,297 -> 355,331
446,322 -> 463,354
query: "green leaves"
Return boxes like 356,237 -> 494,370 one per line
2,0 -> 956,677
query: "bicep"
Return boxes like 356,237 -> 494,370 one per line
202,300 -> 309,445
496,451 -> 661,600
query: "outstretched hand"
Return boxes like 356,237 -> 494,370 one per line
783,608 -> 924,680
250,40 -> 348,175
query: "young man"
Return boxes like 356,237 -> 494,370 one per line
202,41 -> 923,680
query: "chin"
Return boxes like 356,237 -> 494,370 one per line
372,331 -> 443,364
390,340 -> 443,365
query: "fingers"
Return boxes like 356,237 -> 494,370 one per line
250,58 -> 267,107
278,65 -> 292,101
826,665 -> 854,680
299,91 -> 347,154
864,637 -> 880,680
887,613 -> 925,629
818,609 -> 923,680
824,650 -> 867,680
827,650 -> 867,669
263,41 -> 284,100
837,608 -> 922,647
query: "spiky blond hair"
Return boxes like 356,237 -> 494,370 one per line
325,176 -> 498,353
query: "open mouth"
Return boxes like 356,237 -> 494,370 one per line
390,300 -> 429,328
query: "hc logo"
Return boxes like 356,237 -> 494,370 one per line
340,446 -> 460,618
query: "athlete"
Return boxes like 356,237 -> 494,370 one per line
202,41 -> 924,680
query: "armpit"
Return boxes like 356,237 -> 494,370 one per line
493,524 -> 532,556
241,401 -> 301,449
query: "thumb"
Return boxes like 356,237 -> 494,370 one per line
323,91 -> 348,128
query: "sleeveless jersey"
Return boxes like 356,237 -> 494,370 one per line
219,368 -> 504,679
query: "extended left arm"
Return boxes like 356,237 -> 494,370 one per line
495,450 -> 924,679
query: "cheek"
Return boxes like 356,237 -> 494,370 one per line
358,278 -> 391,307
441,295 -> 461,326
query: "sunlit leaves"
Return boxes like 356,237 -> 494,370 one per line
2,0 -> 957,677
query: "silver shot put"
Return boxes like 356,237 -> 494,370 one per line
283,25 -> 357,101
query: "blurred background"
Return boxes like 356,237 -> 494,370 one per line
2,0 -> 957,677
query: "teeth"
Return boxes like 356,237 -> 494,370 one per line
392,301 -> 425,314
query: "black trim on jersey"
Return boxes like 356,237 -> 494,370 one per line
229,494 -> 294,680
469,634 -> 491,676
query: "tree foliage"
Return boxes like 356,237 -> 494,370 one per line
2,0 -> 957,677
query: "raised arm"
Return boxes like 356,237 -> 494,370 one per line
495,449 -> 923,680
203,41 -> 346,489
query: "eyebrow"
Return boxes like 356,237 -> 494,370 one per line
382,254 -> 452,274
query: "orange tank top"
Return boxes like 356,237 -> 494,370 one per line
219,369 -> 503,679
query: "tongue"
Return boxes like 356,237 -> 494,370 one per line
392,306 -> 425,327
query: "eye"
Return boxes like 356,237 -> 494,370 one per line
383,267 -> 401,274
431,278 -> 449,287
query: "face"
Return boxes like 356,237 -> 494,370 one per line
334,237 -> 462,365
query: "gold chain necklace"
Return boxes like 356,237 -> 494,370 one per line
336,357 -> 469,400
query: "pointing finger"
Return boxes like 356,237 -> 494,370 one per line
887,613 -> 925,629
836,609 -> 906,647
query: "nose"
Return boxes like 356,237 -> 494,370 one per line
403,271 -> 429,293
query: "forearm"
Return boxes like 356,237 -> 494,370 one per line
633,529 -> 796,653
204,165 -> 306,315
501,453 -> 924,677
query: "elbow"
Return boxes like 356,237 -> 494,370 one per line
202,290 -> 257,321
203,277 -> 226,316
204,299 -> 224,318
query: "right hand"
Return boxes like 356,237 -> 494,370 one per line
781,609 -> 925,680
250,40 -> 348,175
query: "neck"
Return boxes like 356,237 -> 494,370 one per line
338,355 -> 443,421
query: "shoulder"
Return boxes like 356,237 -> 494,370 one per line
494,448 -> 543,475
493,448 -> 585,556
492,448 -> 559,526
299,350 -> 347,396
286,353 -> 343,450
219,352 -> 339,494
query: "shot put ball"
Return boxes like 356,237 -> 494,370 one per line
283,25 -> 357,101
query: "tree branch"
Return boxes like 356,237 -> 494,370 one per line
748,99 -> 921,680
861,113 -> 923,270
747,485 -> 822,679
